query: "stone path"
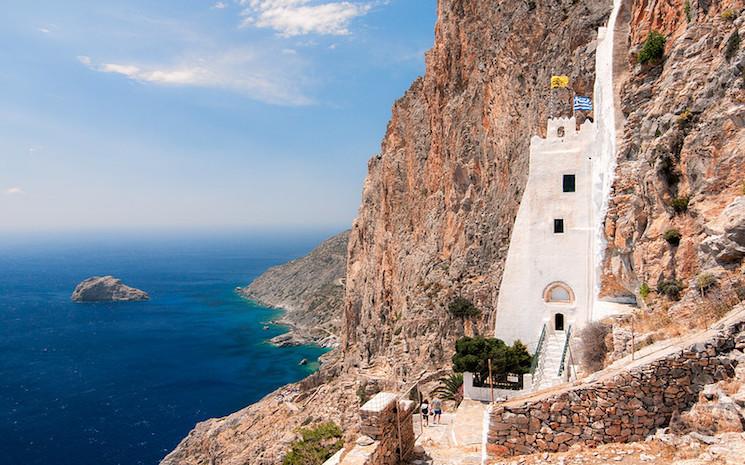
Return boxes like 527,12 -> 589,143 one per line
407,400 -> 487,465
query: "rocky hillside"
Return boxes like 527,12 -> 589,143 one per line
162,1 -> 744,464
342,0 -> 612,376
601,0 -> 744,337
240,230 -> 349,347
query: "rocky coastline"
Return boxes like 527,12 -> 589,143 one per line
238,230 -> 348,349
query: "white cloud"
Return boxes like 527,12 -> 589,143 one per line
38,27 -> 51,34
5,187 -> 24,195
239,0 -> 373,37
213,2 -> 227,8
77,51 -> 312,106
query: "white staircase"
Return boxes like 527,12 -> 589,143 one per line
533,330 -> 568,391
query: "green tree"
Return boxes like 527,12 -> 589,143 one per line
452,336 -> 532,380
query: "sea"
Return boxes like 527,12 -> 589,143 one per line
0,231 -> 333,465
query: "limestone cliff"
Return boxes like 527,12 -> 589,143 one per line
239,230 -> 349,347
601,0 -> 745,331
162,1 -> 745,464
342,0 -> 611,375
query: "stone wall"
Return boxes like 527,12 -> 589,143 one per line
332,392 -> 415,465
487,313 -> 745,456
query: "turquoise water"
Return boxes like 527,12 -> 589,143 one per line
0,232 -> 331,465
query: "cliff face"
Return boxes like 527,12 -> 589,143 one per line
162,2 -> 745,464
601,0 -> 745,327
240,230 -> 349,347
343,0 -> 611,375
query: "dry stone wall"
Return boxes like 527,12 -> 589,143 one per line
488,314 -> 745,456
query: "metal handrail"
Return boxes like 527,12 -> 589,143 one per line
530,323 -> 547,374
558,325 -> 573,376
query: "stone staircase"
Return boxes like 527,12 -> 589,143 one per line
533,330 -> 568,391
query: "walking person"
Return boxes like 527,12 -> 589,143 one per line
431,398 -> 442,425
420,399 -> 430,427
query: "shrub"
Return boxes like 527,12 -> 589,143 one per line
664,228 -> 682,246
356,384 -> 369,405
721,10 -> 736,21
658,154 -> 680,185
578,321 -> 610,373
671,196 -> 690,214
283,422 -> 344,465
452,336 -> 532,379
448,296 -> 481,319
638,31 -> 667,64
696,272 -> 718,294
677,109 -> 693,128
657,279 -> 684,300
684,1 -> 692,22
725,31 -> 740,61
640,282 -> 651,299
431,373 -> 464,405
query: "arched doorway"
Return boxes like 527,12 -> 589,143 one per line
555,313 -> 565,331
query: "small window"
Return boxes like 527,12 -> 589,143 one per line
563,174 -> 576,192
557,126 -> 565,138
554,219 -> 564,234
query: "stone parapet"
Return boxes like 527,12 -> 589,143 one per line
488,313 -> 745,456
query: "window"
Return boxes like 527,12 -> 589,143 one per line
557,126 -> 565,138
554,219 -> 564,234
543,282 -> 575,304
563,174 -> 576,192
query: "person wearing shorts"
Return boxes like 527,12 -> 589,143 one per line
432,398 -> 442,424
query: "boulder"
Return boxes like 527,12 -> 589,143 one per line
71,276 -> 149,302
700,197 -> 745,266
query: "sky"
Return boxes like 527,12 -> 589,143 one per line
0,0 -> 436,234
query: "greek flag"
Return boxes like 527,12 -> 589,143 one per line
574,96 -> 593,111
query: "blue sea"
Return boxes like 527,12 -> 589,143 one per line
0,231 -> 333,465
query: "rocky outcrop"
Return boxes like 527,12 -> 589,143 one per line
239,231 -> 348,348
343,0 -> 612,376
163,2 -> 744,464
700,196 -> 745,266
71,276 -> 149,302
601,1 -> 745,310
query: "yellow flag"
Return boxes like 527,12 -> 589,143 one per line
550,75 -> 569,89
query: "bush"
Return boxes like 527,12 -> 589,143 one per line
640,282 -> 651,299
283,422 -> 344,465
658,154 -> 680,185
696,272 -> 718,294
725,31 -> 740,61
721,10 -> 736,21
671,196 -> 690,214
448,296 -> 481,319
638,31 -> 667,64
452,336 -> 532,379
664,228 -> 682,246
677,109 -> 693,128
578,321 -> 610,373
684,1 -> 692,22
657,279 -> 684,301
